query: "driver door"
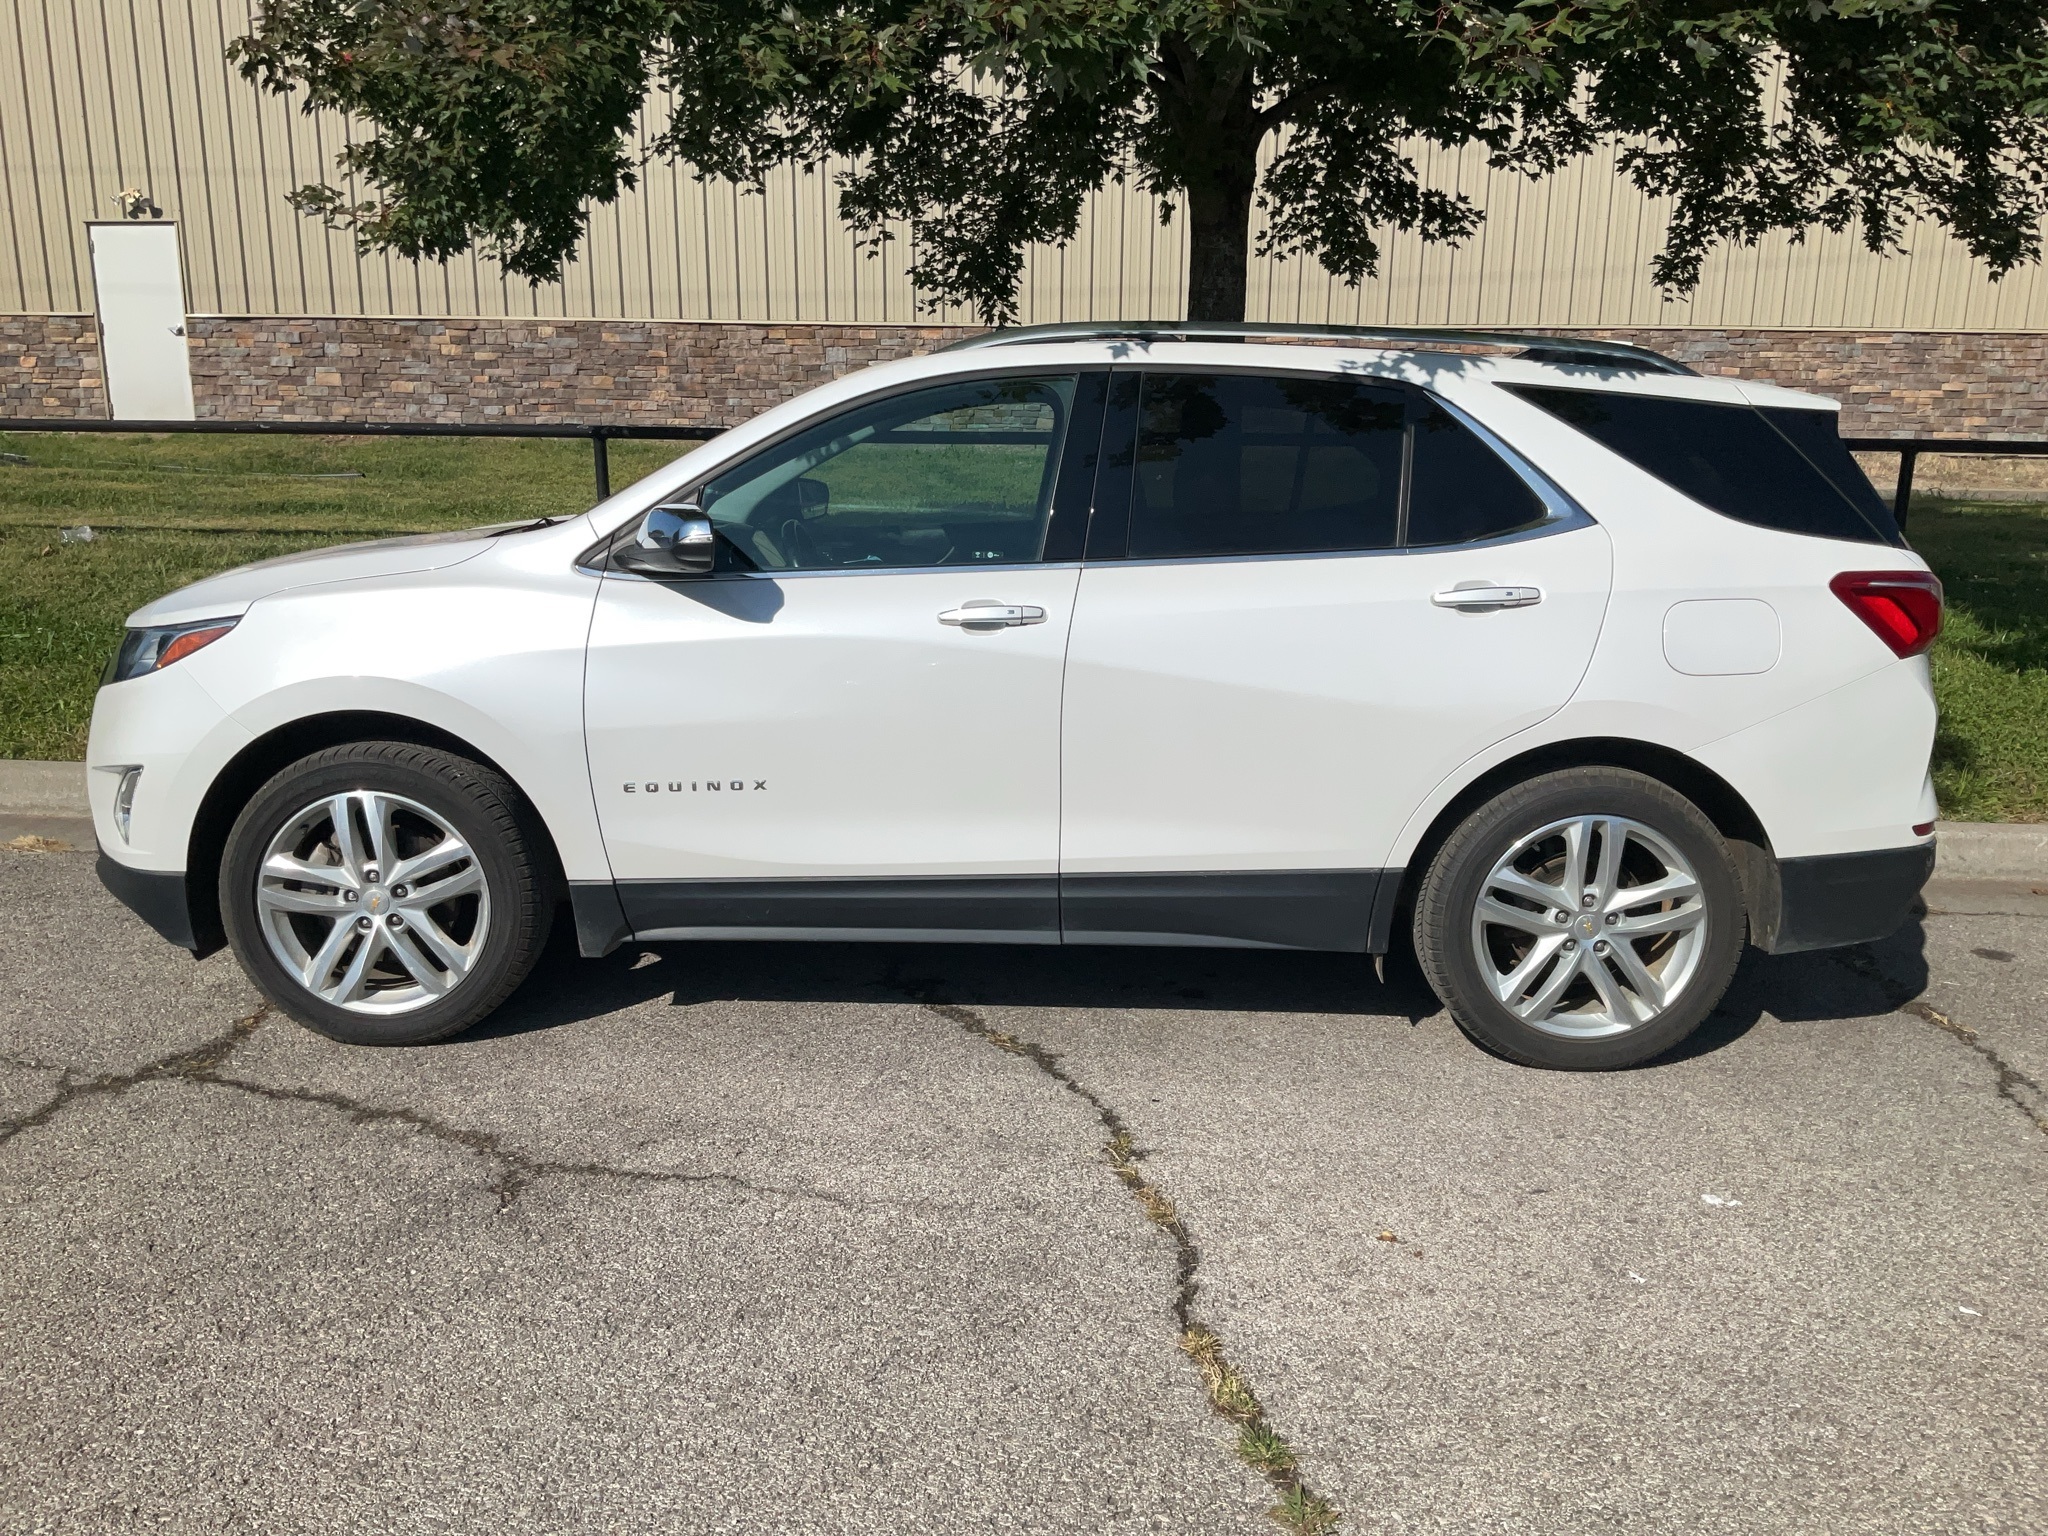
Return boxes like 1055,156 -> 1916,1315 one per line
583,370 -> 1101,943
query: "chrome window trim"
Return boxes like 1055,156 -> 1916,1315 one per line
574,361 -> 1094,571
577,359 -> 1596,576
581,558 -> 1085,583
1418,390 -> 1594,539
1076,521 -> 1600,573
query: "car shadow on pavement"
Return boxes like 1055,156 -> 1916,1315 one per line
470,923 -> 1444,1044
1656,910 -> 1932,1065
470,907 -> 1934,1068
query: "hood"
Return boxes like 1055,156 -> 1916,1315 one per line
125,525 -> 515,627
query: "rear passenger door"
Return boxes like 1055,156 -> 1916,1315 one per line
1057,370 -> 1613,949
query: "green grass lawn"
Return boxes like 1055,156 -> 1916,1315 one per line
0,432 -> 686,760
3,432 -> 2044,821
1907,497 -> 2048,822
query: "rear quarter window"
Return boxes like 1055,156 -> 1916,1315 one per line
1502,384 -> 1901,547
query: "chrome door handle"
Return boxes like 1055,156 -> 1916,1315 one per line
1431,584 -> 1542,611
939,601 -> 1047,627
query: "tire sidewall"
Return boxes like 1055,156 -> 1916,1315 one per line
221,748 -> 535,1046
1422,772 -> 1744,1070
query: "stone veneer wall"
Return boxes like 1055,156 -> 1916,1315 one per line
1,314 -> 104,416
184,318 -> 972,428
1579,328 -> 2048,439
4,313 -> 2044,438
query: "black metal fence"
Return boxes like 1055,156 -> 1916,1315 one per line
0,418 -> 723,501
3,417 -> 2046,529
1843,438 -> 2048,527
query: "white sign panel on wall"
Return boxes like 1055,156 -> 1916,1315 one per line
88,221 -> 197,421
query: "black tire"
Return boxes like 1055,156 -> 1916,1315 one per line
1412,767 -> 1745,1070
220,741 -> 553,1045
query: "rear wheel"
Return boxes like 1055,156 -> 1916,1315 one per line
221,742 -> 552,1045
1413,767 -> 1745,1070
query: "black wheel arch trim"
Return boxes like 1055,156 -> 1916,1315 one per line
1377,736 -> 1777,957
182,711 -> 567,960
97,852 -> 219,957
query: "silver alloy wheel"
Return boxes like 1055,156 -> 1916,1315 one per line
1470,814 -> 1709,1039
254,789 -> 490,1016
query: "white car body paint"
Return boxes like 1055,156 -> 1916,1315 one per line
1058,524 -> 1613,874
585,564 -> 1080,879
1662,601 -> 1781,677
89,336 -> 1939,958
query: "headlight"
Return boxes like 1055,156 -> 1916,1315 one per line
103,617 -> 240,685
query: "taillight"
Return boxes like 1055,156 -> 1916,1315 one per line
1830,570 -> 1943,658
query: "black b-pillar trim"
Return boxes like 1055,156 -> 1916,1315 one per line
1040,371 -> 1110,562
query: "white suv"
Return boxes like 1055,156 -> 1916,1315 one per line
87,324 -> 1941,1069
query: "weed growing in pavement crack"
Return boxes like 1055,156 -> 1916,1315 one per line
0,1001 -> 851,1209
893,971 -> 1341,1534
1832,948 -> 2047,1136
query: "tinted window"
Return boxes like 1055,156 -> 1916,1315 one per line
1407,404 -> 1550,546
1128,373 -> 1404,558
1504,384 -> 1898,546
700,376 -> 1076,569
1759,407 -> 1899,533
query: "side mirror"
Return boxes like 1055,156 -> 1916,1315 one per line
614,502 -> 716,577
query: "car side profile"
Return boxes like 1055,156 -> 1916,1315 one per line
88,323 -> 1941,1069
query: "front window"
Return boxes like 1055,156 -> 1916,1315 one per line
698,375 -> 1078,570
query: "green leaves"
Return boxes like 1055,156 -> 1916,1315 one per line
234,0 -> 2048,320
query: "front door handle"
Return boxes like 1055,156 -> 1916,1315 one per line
939,601 -> 1047,628
1431,584 -> 1542,611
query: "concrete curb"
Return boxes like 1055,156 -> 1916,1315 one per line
1,758 -> 2043,879
1929,820 -> 2048,881
0,760 -> 88,814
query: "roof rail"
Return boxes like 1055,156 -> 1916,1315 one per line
940,320 -> 1696,377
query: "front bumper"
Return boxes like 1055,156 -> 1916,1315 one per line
97,853 -> 212,955
1764,842 -> 1935,954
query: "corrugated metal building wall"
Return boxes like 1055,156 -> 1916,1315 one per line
5,0 -> 2046,330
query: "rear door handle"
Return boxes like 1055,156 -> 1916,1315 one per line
1431,584 -> 1542,611
939,601 -> 1047,627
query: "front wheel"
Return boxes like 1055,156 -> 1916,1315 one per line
1413,768 -> 1746,1070
221,742 -> 553,1045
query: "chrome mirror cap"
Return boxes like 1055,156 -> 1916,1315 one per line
614,502 -> 716,576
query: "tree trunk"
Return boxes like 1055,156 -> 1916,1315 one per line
1185,168 -> 1257,321
1153,42 -> 1265,323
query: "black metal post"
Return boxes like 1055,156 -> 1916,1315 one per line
1894,449 -> 1917,530
591,429 -> 611,501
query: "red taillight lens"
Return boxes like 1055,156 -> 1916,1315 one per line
1830,570 -> 1943,658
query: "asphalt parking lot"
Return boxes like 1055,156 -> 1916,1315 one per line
2,840 -> 2043,1535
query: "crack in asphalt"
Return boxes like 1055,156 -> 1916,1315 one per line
0,1003 -> 852,1210
0,1003 -> 274,1149
1833,949 -> 2048,1137
891,969 -> 1340,1535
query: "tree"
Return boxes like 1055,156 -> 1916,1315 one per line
232,1 -> 2048,324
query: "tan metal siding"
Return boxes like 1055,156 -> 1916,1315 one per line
4,0 -> 2045,328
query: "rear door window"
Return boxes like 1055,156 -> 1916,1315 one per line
1406,403 -> 1552,546
1125,373 -> 1406,558
1502,384 -> 1899,546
